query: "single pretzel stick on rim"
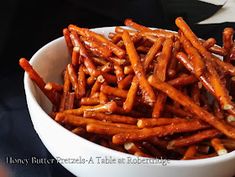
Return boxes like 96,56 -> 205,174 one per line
19,58 -> 58,105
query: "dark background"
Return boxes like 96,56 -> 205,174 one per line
0,0 -> 234,177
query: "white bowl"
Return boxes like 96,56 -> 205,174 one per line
24,27 -> 235,177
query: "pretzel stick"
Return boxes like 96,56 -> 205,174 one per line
99,91 -> 108,104
122,30 -> 156,105
123,76 -> 139,112
100,85 -> 128,98
118,74 -> 134,89
211,138 -> 228,156
102,73 -> 117,84
209,46 -> 227,57
124,142 -> 152,158
205,60 -> 233,110
67,64 -> 80,99
92,57 -> 108,65
77,65 -> 86,97
90,79 -> 102,96
141,30 -> 175,39
64,92 -> 75,110
107,57 -> 127,66
223,27 -> 234,62
109,32 -> 122,43
70,31 -> 99,77
63,101 -> 118,115
124,19 -> 176,39
56,113 -> 138,129
124,19 -> 151,32
124,65 -> 134,75
115,26 -> 138,35
181,145 -> 197,160
72,127 -> 86,136
63,28 -> 73,55
59,69 -> 71,111
191,83 -> 200,106
80,97 -> 100,106
167,74 -> 197,87
202,38 -> 227,56
112,120 -> 208,144
168,40 -> 181,78
221,139 -> 235,150
71,47 -> 80,66
83,111 -> 138,124
86,123 -> 136,135
143,37 -> 164,70
19,58 -> 58,105
86,75 -> 96,86
99,62 -> 113,73
168,129 -> 221,149
148,75 -> 235,139
152,38 -> 173,117
45,82 -> 63,92
69,25 -> 125,58
203,38 -> 216,48
152,93 -> 167,118
175,17 -> 235,76
179,32 -> 205,77
114,64 -> 125,83
137,117 -> 189,128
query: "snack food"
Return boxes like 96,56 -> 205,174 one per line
19,17 -> 235,160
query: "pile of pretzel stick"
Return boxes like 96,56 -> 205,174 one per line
19,17 -> 235,160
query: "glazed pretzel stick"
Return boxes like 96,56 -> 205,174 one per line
143,37 -> 165,70
152,38 -> 173,117
137,117 -> 189,128
122,30 -> 156,105
123,76 -> 139,112
83,111 -> 138,124
167,129 -> 221,148
112,120 -> 208,144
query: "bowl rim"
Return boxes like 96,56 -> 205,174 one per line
24,26 -> 235,167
